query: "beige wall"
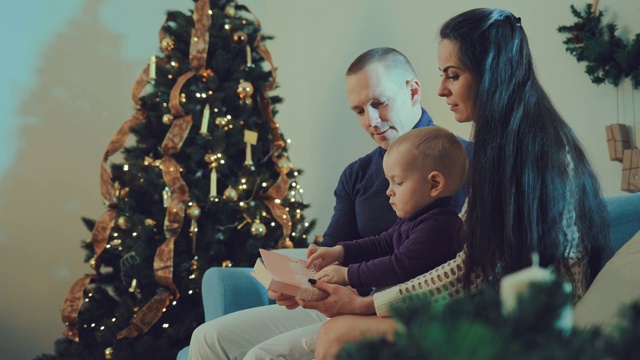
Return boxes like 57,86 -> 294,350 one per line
1,0 -> 638,358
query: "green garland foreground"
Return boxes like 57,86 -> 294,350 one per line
339,280 -> 640,359
557,4 -> 640,89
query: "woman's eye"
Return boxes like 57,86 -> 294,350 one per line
447,75 -> 459,80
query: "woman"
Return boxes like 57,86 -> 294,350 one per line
309,8 -> 611,359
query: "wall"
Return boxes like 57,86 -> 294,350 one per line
1,0 -> 638,358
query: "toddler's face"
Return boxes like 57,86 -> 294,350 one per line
383,149 -> 434,220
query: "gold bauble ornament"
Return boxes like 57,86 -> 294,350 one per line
223,186 -> 238,201
187,203 -> 201,220
162,114 -> 174,125
250,221 -> 267,237
233,31 -> 248,45
117,216 -> 130,230
222,260 -> 233,268
105,347 -> 114,359
278,157 -> 293,171
224,4 -> 236,17
161,37 -> 175,54
145,218 -> 156,226
283,240 -> 294,248
90,256 -> 98,270
215,116 -> 228,128
237,81 -> 254,98
239,98 -> 253,108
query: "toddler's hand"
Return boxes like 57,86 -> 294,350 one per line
316,265 -> 349,286
306,245 -> 344,271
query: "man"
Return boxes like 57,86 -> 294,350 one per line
189,47 -> 469,360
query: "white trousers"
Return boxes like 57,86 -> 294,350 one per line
189,304 -> 327,360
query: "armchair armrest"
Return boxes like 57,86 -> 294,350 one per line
201,267 -> 271,322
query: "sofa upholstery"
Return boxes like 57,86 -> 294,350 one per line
177,193 -> 640,359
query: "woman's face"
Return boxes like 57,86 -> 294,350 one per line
437,39 -> 475,123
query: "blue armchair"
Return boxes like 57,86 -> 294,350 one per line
177,193 -> 640,360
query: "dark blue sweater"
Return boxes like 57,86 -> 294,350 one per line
321,108 -> 470,247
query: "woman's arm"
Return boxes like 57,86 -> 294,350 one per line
373,250 -> 483,316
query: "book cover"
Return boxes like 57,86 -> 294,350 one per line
251,249 -> 329,301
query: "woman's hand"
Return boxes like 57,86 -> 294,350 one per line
268,290 -> 299,310
296,279 -> 375,317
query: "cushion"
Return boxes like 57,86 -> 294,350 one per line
573,230 -> 640,329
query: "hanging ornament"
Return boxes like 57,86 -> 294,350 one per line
223,186 -> 238,201
251,219 -> 267,237
144,154 -> 155,166
283,239 -> 294,248
161,37 -> 175,55
162,186 -> 171,207
187,202 -> 202,253
245,45 -> 253,67
128,278 -> 140,294
278,154 -> 293,172
221,260 -> 233,268
200,104 -> 211,135
117,215 -> 130,230
149,53 -> 156,81
144,218 -> 156,227
189,256 -> 199,280
89,255 -> 98,270
224,2 -> 237,17
314,235 -> 323,245
202,69 -> 214,78
216,115 -> 230,128
239,97 -> 253,109
237,80 -> 254,98
205,153 -> 219,199
233,31 -> 248,46
244,130 -> 258,167
162,114 -> 174,125
105,347 -> 114,359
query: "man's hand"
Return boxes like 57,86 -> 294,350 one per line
268,290 -> 299,310
306,244 -> 345,271
316,265 -> 349,285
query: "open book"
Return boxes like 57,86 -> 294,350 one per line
251,249 -> 329,301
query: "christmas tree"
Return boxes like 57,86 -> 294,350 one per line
38,0 -> 315,358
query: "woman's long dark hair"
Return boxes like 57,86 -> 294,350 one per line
439,8 -> 610,291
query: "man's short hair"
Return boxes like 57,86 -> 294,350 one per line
346,47 -> 417,81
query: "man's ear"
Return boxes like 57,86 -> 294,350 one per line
407,78 -> 422,106
428,171 -> 445,197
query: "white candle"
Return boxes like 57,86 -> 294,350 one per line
149,53 -> 156,80
246,45 -> 252,66
209,166 -> 217,197
499,252 -> 573,333
200,104 -> 210,134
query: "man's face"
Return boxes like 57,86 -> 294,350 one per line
346,63 -> 420,149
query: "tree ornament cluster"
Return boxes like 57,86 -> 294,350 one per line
39,1 -> 317,359
557,3 -> 640,89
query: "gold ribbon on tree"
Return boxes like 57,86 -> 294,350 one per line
236,4 -> 294,247
118,0 -> 211,339
60,62 -> 151,341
